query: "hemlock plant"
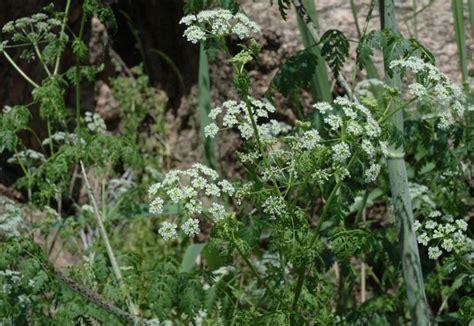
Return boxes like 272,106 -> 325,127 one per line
0,1 -> 472,325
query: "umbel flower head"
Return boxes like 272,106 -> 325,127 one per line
414,210 -> 470,260
148,163 -> 234,240
389,57 -> 466,129
205,97 -> 290,143
180,9 -> 260,43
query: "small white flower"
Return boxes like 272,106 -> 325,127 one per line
158,222 -> 178,240
148,183 -> 162,197
299,130 -> 321,150
149,197 -> 164,215
193,309 -> 208,326
181,218 -> 200,237
166,187 -> 185,203
408,83 -> 428,99
191,176 -> 207,190
184,199 -> 202,215
414,220 -> 422,232
332,142 -> 351,163
324,114 -> 343,130
204,123 -> 219,138
209,203 -> 226,221
361,139 -> 375,158
183,25 -> 206,44
218,180 -> 235,196
85,112 -> 106,134
262,196 -> 287,220
441,239 -> 454,252
364,163 -> 381,183
347,121 -> 363,136
429,210 -> 442,218
313,102 -> 332,114
209,107 -> 222,119
425,220 -> 438,230
438,111 -> 455,129
417,232 -> 429,246
455,219 -> 468,231
428,246 -> 442,260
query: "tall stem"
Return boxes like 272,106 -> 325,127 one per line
452,0 -> 469,93
53,0 -> 72,75
75,5 -> 88,128
379,1 -> 430,325
79,161 -> 139,320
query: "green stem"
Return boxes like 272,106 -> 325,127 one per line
13,148 -> 32,201
452,0 -> 470,93
350,0 -> 362,37
291,153 -> 358,315
47,120 -> 54,156
2,51 -> 39,88
53,0 -> 72,75
379,1 -> 430,325
230,234 -> 285,307
469,0 -> 474,39
33,42 -> 52,77
79,161 -> 140,320
75,5 -> 88,128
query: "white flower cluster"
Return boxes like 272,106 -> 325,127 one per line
389,57 -> 466,129
148,163 -> 234,240
0,270 -> 22,295
0,196 -> 24,237
180,9 -> 260,43
354,79 -> 385,98
313,98 -> 384,182
85,112 -> 107,134
262,195 -> 287,220
408,182 -> 436,210
1,12 -> 62,46
415,210 -> 470,260
296,130 -> 321,150
42,131 -> 86,146
205,98 -> 290,143
7,149 -> 45,165
314,97 -> 382,139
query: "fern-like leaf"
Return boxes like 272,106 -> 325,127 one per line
319,29 -> 349,78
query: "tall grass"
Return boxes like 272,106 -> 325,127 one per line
198,44 -> 216,169
379,1 -> 430,325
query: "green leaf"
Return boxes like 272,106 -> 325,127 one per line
180,243 -> 205,272
271,49 -> 318,96
319,29 -> 349,77
202,243 -> 228,271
